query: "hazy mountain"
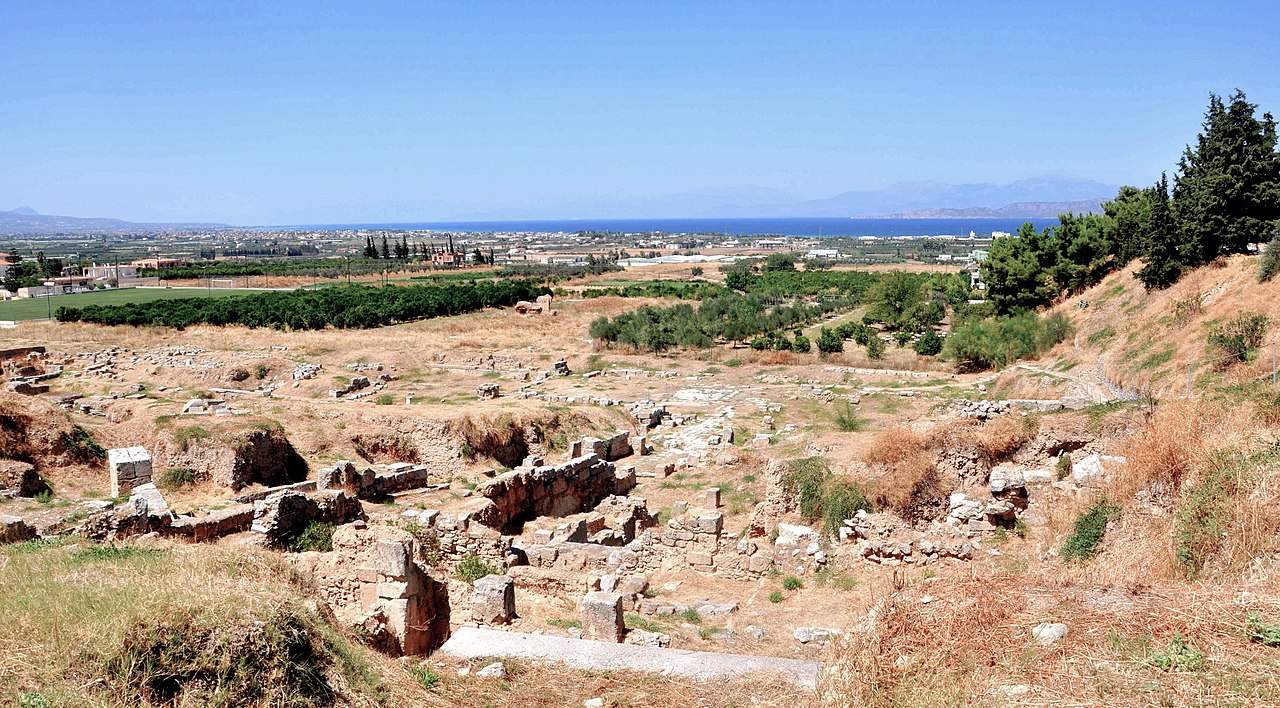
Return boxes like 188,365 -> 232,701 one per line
700,176 -> 1118,218
0,208 -> 229,234
889,198 -> 1108,219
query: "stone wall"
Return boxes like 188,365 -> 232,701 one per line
250,489 -> 362,546
471,453 -> 636,531
317,460 -> 432,500
576,431 -> 633,461
295,525 -> 449,656
398,507 -> 513,566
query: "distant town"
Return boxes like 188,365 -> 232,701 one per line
0,226 -> 996,304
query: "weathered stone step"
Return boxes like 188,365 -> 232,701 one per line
438,626 -> 822,689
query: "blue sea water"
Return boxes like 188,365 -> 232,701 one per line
288,217 -> 1057,238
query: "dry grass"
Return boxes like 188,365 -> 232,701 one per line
862,427 -> 943,519
822,574 -> 1280,707
975,414 -> 1037,464
1116,400 -> 1258,502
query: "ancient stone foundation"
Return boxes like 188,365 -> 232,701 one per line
250,489 -> 362,545
472,453 -> 636,531
297,525 -> 449,656
317,460 -> 432,500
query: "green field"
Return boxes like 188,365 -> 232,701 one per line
0,287 -> 276,321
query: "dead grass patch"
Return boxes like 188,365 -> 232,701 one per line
862,427 -> 943,520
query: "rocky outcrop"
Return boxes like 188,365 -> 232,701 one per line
0,515 -> 36,544
0,391 -> 104,469
0,460 -> 49,498
154,423 -> 308,491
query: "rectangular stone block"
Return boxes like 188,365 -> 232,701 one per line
375,539 -> 410,577
582,590 -> 624,643
108,446 -> 152,498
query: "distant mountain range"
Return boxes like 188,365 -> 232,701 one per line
697,176 -> 1117,219
2,175 -> 1118,231
886,198 -> 1108,219
0,207 -> 229,235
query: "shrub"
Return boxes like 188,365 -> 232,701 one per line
1055,453 -> 1072,480
817,327 -> 844,354
157,467 -> 197,491
863,427 -> 940,519
822,480 -> 871,539
408,662 -> 440,690
1060,501 -> 1121,561
914,329 -> 943,356
782,458 -> 872,537
288,521 -> 336,552
782,575 -> 803,591
1247,613 -> 1280,646
977,415 -> 1036,462
782,458 -> 829,519
454,555 -> 501,584
59,426 -> 106,462
1173,450 -> 1245,576
1207,312 -> 1270,366
18,693 -> 50,708
1172,294 -> 1204,327
768,590 -> 784,603
1147,634 -> 1206,672
1259,232 -> 1280,283
832,402 -> 867,432
942,312 -> 1073,372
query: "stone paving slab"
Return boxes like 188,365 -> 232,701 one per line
439,626 -> 821,690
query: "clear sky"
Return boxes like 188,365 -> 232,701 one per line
2,1 -> 1278,224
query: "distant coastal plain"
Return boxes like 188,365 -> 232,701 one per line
277,217 -> 1059,237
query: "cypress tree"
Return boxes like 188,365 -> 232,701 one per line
1137,174 -> 1184,290
1173,91 -> 1280,263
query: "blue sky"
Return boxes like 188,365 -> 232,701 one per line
2,1 -> 1278,224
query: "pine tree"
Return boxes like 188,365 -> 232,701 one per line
1173,91 -> 1280,263
1102,185 -> 1151,264
1137,174 -> 1184,290
981,222 -> 1055,315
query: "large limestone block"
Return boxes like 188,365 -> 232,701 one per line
581,591 -> 624,643
108,446 -> 152,498
472,574 -> 516,625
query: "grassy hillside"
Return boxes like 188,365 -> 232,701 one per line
1048,254 -> 1280,398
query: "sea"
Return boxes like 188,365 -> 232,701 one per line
286,217 -> 1057,238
